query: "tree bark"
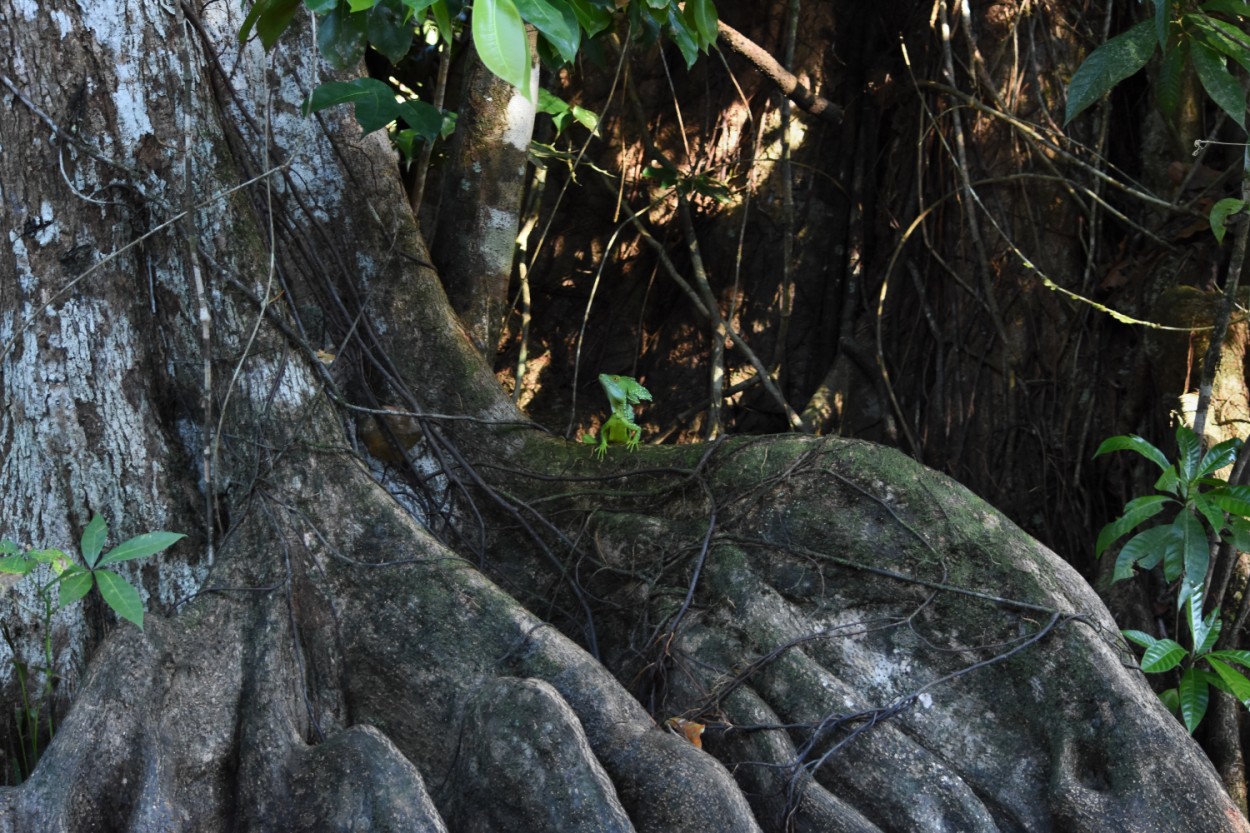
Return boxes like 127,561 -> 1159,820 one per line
0,1 -> 1247,831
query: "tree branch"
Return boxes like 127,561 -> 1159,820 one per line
716,20 -> 842,124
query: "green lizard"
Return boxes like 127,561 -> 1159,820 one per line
583,373 -> 652,459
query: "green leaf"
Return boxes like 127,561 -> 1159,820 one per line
1064,19 -> 1157,125
1210,484 -> 1250,518
1193,495 -> 1228,540
431,0 -> 453,43
317,3 -> 370,69
57,568 -> 94,608
1192,40 -> 1246,127
368,0 -> 415,63
1208,649 -> 1250,669
1211,198 -> 1247,244
566,0 -> 613,35
1123,629 -> 1159,649
514,0 -> 580,64
1179,666 -> 1210,733
394,99 -> 445,141
1113,525 -> 1175,581
1176,425 -> 1203,482
95,570 -> 145,629
570,104 -> 598,132
1191,13 -> 1250,74
1160,686 -> 1181,713
1093,434 -> 1171,470
1154,0 -> 1172,48
0,539 -> 17,555
1199,436 -> 1241,477
1141,638 -> 1188,672
97,531 -> 185,568
1207,657 -> 1250,706
306,0 -> 339,12
1157,37 -> 1187,116
1177,511 -> 1211,604
240,0 -> 303,48
80,513 -> 107,568
1187,590 -> 1217,655
303,78 -> 404,133
684,0 -> 718,49
0,554 -> 36,575
474,0 -> 533,99
1095,494 -> 1171,558
348,0 -> 377,9
666,6 -> 699,67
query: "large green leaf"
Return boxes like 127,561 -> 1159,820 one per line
1210,197 -> 1247,244
1209,483 -> 1250,518
0,554 -> 35,576
665,6 -> 699,67
566,0 -> 613,35
240,0 -> 303,48
1095,494 -> 1171,558
57,567 -> 94,608
1199,436 -> 1242,477
1179,666 -> 1210,733
1191,12 -> 1250,74
1157,40 -> 1188,115
97,531 -> 185,567
684,0 -> 718,49
514,0 -> 580,64
368,0 -> 415,63
303,79 -> 408,133
1093,433 -> 1171,470
1177,511 -> 1211,606
1176,426 -> 1203,482
1207,649 -> 1250,669
1113,525 -> 1174,581
473,0 -> 533,99
1192,40 -> 1246,127
1208,657 -> 1250,706
317,4 -> 370,70
1065,19 -> 1157,125
1141,638 -> 1188,672
95,570 -> 145,629
80,513 -> 108,568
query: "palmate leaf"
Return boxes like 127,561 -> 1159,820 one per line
97,531 -> 185,567
95,570 -> 144,629
473,0 -> 533,100
1179,666 -> 1211,733
1065,19 -> 1157,124
80,513 -> 107,568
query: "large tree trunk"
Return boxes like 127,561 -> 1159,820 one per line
0,1 -> 1246,831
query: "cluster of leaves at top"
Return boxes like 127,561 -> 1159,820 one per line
239,0 -> 719,144
1096,428 -> 1250,733
1065,1 -> 1250,239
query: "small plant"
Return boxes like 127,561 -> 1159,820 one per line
0,514 -> 183,780
1096,426 -> 1250,732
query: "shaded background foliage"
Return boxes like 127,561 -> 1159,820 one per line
467,0 -> 1248,585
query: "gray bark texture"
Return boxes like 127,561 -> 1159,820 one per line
0,1 -> 1246,832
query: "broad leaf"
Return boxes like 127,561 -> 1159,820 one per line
566,0 -> 613,36
1199,436 -> 1241,476
1141,638 -> 1188,672
514,0 -> 580,64
0,539 -> 16,555
1208,657 -> 1250,706
1065,19 -> 1157,125
431,0 -> 453,43
1095,494 -> 1170,558
1122,629 -> 1158,649
1192,40 -> 1246,127
1113,525 -> 1174,581
97,531 -> 186,567
1208,649 -> 1250,669
1211,198 -> 1247,244
684,0 -> 718,49
240,0 -> 302,48
0,554 -> 36,576
394,99 -> 444,141
1157,39 -> 1188,115
304,79 -> 405,133
1179,666 -> 1210,733
1093,433 -> 1170,470
95,570 -> 145,629
1192,495 -> 1227,541
1177,510 -> 1211,605
306,0 -> 339,12
317,4 -> 370,70
1210,484 -> 1250,517
473,0 -> 533,99
1191,13 -> 1250,74
57,568 -> 94,608
368,0 -> 414,64
666,6 -> 699,67
1187,591 -> 1220,655
1160,686 -> 1181,713
81,513 -> 107,568
1176,425 -> 1202,483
